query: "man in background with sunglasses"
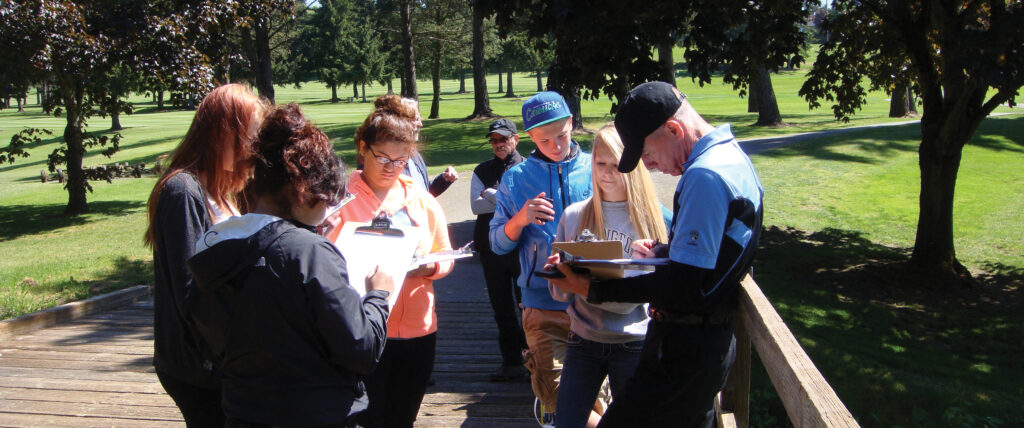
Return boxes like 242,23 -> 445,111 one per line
470,118 -> 529,382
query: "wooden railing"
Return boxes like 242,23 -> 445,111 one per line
716,275 -> 859,428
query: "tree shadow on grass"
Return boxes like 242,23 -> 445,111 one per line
0,200 -> 146,242
752,226 -> 1023,426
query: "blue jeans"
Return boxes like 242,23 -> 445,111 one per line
556,330 -> 644,428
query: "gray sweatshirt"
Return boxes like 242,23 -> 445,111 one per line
550,198 -> 650,343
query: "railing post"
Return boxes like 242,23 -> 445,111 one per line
719,297 -> 752,428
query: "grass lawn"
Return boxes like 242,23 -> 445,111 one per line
0,67 -> 1021,426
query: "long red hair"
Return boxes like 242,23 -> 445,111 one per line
144,84 -> 269,247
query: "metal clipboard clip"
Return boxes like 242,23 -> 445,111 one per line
354,211 -> 405,237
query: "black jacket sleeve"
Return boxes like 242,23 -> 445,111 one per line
299,239 -> 390,375
587,261 -> 711,312
157,175 -> 210,316
429,173 -> 453,197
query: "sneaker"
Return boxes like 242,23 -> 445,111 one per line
488,365 -> 528,382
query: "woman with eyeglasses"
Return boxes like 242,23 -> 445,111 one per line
323,99 -> 454,428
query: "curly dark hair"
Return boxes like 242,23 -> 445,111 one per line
249,103 -> 345,208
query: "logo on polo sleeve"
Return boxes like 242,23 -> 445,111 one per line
687,230 -> 699,246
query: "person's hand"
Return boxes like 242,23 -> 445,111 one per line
365,266 -> 394,294
545,257 -> 591,298
407,262 -> 437,278
631,240 -> 669,258
631,239 -> 658,258
441,166 -> 458,182
514,192 -> 555,227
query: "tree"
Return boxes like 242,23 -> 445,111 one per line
398,0 -> 418,99
680,0 -> 812,127
417,0 -> 472,118
236,0 -> 301,103
484,0 -> 809,125
0,0 -> 220,215
299,0 -> 357,103
468,0 -> 493,118
799,0 -> 1024,281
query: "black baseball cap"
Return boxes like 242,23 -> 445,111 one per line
614,81 -> 686,173
486,118 -> 517,138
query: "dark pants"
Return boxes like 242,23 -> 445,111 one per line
360,333 -> 437,428
481,251 -> 527,367
597,321 -> 736,428
157,371 -> 224,428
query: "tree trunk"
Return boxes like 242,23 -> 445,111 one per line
362,82 -> 367,102
353,83 -> 358,100
907,88 -> 918,115
253,19 -> 275,103
157,90 -> 164,110
430,58 -> 442,118
752,64 -> 782,126
658,40 -> 676,86
387,79 -> 393,94
747,79 -> 759,113
910,111 -> 978,282
111,111 -> 122,130
497,70 -> 504,94
331,83 -> 338,103
430,46 -> 442,119
60,83 -> 88,215
17,97 -> 24,112
469,2 -> 492,118
536,68 -> 543,92
458,66 -> 467,93
400,0 -> 417,100
506,69 -> 515,98
888,82 -> 913,116
889,84 -> 916,117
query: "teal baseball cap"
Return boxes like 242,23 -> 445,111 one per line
522,91 -> 572,131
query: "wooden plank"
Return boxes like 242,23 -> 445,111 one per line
738,276 -> 859,427
0,348 -> 153,364
0,356 -> 152,372
414,416 -> 535,427
0,366 -> 158,383
0,376 -> 168,394
0,285 -> 151,340
0,386 -> 178,407
0,412 -> 182,428
722,305 -> 752,428
0,343 -> 154,355
0,398 -> 184,420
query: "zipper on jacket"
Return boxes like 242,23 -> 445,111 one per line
557,164 -> 567,208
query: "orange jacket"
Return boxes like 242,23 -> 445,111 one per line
324,172 -> 453,338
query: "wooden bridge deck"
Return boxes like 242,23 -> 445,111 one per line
0,251 -> 536,427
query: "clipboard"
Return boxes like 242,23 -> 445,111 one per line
333,213 -> 419,308
552,240 -> 626,279
409,240 -> 475,269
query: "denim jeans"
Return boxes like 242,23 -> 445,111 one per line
556,330 -> 644,428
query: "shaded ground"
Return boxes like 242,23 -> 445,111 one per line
751,226 -> 1023,427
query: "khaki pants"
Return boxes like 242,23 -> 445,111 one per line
521,307 -> 570,412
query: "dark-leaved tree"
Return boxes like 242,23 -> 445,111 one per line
799,0 -> 1024,281
0,0 -> 222,215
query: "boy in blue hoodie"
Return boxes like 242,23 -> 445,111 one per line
489,91 -> 592,424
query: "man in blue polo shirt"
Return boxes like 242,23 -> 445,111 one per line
547,81 -> 763,427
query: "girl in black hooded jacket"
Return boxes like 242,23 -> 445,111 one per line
188,103 -> 393,427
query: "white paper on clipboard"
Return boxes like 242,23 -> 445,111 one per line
333,221 -> 420,308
